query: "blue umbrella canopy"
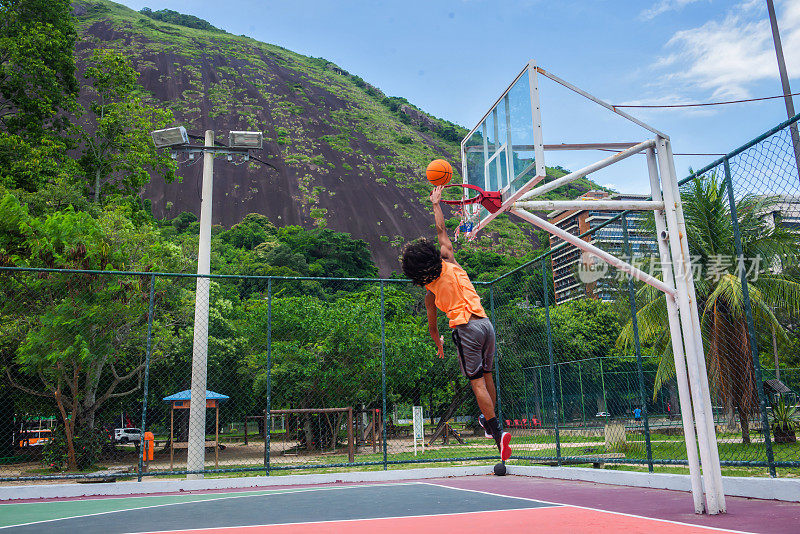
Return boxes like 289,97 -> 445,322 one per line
163,390 -> 229,402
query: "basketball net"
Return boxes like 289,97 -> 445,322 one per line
442,184 -> 500,242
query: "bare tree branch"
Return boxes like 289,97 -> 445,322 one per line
91,361 -> 145,412
107,376 -> 142,399
6,369 -> 53,399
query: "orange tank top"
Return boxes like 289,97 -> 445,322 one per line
425,261 -> 487,327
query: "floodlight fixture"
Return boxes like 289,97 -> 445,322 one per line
229,131 -> 263,149
151,126 -> 189,148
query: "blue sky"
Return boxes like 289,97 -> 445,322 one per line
116,0 -> 800,193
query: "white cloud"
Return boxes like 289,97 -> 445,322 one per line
640,0 -> 708,21
653,0 -> 800,99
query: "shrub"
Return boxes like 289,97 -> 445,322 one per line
42,426 -> 110,472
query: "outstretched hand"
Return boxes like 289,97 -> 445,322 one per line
429,185 -> 444,205
436,335 -> 445,358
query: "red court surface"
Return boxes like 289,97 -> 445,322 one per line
3,475 -> 798,534
142,508 -> 750,534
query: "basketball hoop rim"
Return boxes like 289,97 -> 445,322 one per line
440,184 -> 503,214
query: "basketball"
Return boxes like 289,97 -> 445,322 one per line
426,159 -> 452,186
493,462 -> 507,476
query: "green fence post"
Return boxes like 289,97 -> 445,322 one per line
138,274 -> 156,482
723,158 -> 777,477
622,215 -> 653,472
265,278 -> 272,474
542,261 -> 561,463
380,281 -> 388,470
490,284 -> 503,426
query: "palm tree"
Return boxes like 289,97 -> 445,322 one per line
619,173 -> 800,443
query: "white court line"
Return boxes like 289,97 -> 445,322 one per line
0,482 -> 418,530
418,481 -> 756,534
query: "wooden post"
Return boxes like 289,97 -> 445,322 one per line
244,416 -> 249,446
170,405 -> 174,470
347,407 -> 354,463
215,404 -> 219,468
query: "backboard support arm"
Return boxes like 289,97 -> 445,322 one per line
511,207 -> 676,298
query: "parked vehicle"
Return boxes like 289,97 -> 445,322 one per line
114,428 -> 143,444
18,429 -> 51,447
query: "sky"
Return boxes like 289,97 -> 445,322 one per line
115,0 -> 800,193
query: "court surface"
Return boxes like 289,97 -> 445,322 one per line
2,475 -> 798,533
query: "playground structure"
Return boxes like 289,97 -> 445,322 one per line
163,390 -> 228,469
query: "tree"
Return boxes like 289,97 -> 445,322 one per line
618,174 -> 800,443
0,193 -> 187,470
0,0 -> 77,138
139,8 -> 223,32
76,49 -> 176,203
0,0 -> 78,193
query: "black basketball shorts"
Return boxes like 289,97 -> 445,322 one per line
451,317 -> 496,380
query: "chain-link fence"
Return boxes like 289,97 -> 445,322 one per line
1,114 -> 799,483
492,113 -> 800,476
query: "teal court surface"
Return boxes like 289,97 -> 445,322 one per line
1,475 -> 798,533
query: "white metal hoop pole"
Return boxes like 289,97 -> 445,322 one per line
656,137 -> 722,514
511,207 -> 676,298
187,129 -> 214,479
646,147 -> 705,513
663,138 -> 726,511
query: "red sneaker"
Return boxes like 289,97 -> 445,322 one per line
499,431 -> 512,462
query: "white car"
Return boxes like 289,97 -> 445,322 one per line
114,428 -> 143,444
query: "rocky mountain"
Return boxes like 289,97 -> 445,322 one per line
71,1 -> 596,274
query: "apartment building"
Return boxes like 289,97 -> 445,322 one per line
548,191 -> 656,304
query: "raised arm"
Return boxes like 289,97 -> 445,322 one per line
429,186 -> 455,262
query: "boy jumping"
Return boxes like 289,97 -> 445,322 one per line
401,185 -> 511,461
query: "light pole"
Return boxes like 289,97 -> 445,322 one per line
152,127 -> 262,479
766,0 -> 800,183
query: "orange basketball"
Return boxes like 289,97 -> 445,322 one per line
426,159 -> 452,186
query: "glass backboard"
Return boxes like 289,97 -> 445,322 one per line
460,60 -> 546,231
